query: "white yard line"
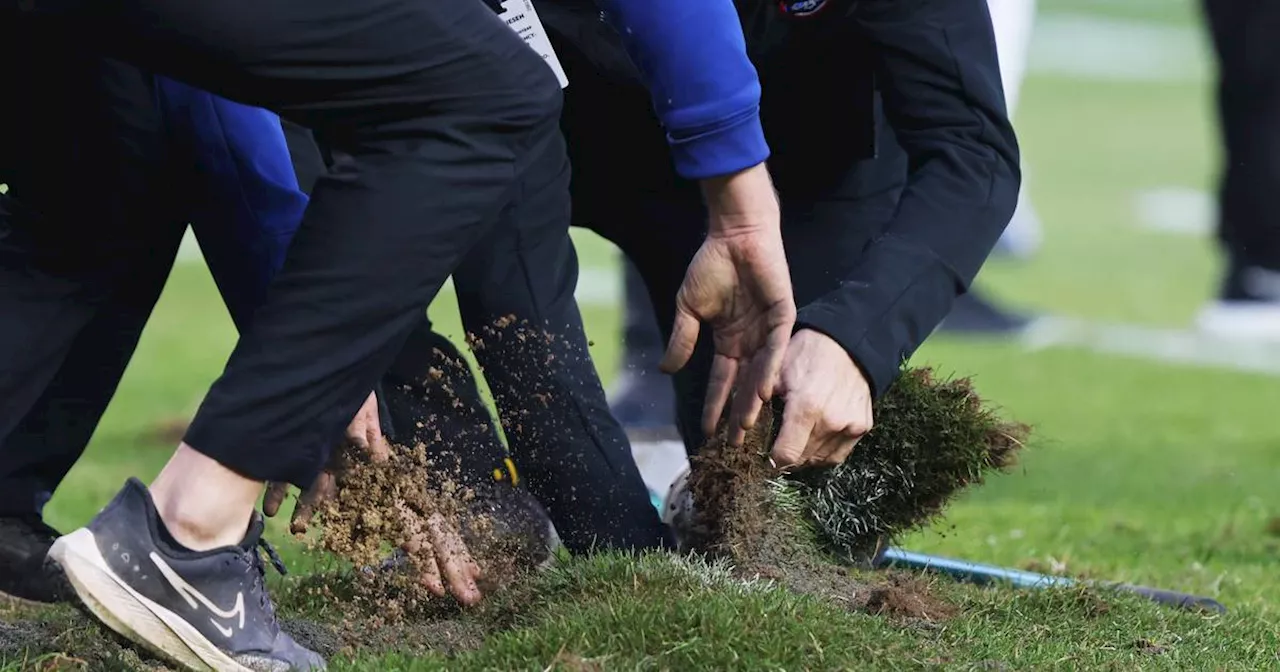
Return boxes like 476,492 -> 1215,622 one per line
1020,315 -> 1280,376
1132,186 -> 1214,237
1030,13 -> 1207,83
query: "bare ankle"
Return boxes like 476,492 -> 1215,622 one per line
151,496 -> 249,551
149,443 -> 264,551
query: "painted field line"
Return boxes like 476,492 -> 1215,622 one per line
1133,187 -> 1213,236
1021,315 -> 1280,376
1030,13 -> 1207,83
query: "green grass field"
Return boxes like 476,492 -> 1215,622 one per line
7,1 -> 1280,669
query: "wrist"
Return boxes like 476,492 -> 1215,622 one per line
792,326 -> 873,391
700,163 -> 779,235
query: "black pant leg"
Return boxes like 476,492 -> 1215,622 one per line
545,13 -> 712,459
277,111 -> 517,488
381,318 -> 517,488
600,202 -> 715,456
14,0 -> 565,487
0,26 -> 179,515
0,222 -> 184,519
621,260 -> 667,370
452,132 -> 671,553
280,120 -> 330,196
1203,0 -> 1280,277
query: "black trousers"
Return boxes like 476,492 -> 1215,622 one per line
621,260 -> 667,372
280,107 -> 667,552
2,0 -> 563,488
375,138 -> 669,553
441,168 -> 670,553
0,24 -> 187,517
1202,0 -> 1280,278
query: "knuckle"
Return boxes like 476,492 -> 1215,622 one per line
794,398 -> 821,421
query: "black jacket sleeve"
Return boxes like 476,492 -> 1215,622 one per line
793,0 -> 1021,397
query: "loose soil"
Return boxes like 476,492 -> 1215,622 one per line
305,439 -> 554,631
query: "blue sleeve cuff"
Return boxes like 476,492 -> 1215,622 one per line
667,105 -> 771,180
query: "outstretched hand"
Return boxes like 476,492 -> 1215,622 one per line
263,391 -> 389,533
396,504 -> 484,606
262,391 -> 483,605
662,163 -> 796,447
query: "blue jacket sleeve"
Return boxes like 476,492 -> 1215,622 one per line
155,77 -> 308,331
597,0 -> 769,179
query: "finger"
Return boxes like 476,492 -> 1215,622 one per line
289,473 -> 336,535
771,399 -> 817,469
346,425 -> 369,453
427,512 -> 483,607
728,325 -> 791,444
822,413 -> 872,466
660,306 -> 701,374
419,552 -> 447,599
262,483 -> 288,518
727,371 -> 764,447
701,354 -> 738,437
395,506 -> 447,597
804,430 -> 847,467
367,430 -> 391,464
748,322 -> 791,408
822,433 -> 861,467
360,393 -> 392,463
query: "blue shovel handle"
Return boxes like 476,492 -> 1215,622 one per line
874,548 -> 1225,614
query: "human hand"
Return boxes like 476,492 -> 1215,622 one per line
263,391 -> 390,534
662,163 -> 796,447
395,504 -> 484,606
771,329 -> 873,469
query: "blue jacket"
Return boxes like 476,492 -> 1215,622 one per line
595,0 -> 770,179
155,78 -> 306,329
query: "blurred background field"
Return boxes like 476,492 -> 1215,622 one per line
42,0 -> 1280,636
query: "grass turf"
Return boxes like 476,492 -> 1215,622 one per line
6,1 -> 1280,668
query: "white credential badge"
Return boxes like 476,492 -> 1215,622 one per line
499,0 -> 569,88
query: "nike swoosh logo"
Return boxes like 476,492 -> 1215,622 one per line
149,552 -> 246,637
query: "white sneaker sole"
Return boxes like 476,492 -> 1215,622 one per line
48,528 -> 251,672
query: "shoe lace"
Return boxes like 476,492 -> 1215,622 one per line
241,538 -> 289,622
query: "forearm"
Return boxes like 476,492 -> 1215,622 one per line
802,0 -> 1020,395
796,129 -> 1019,397
795,135 -> 1019,397
597,0 -> 769,179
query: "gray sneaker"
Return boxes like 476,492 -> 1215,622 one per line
48,478 -> 324,672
